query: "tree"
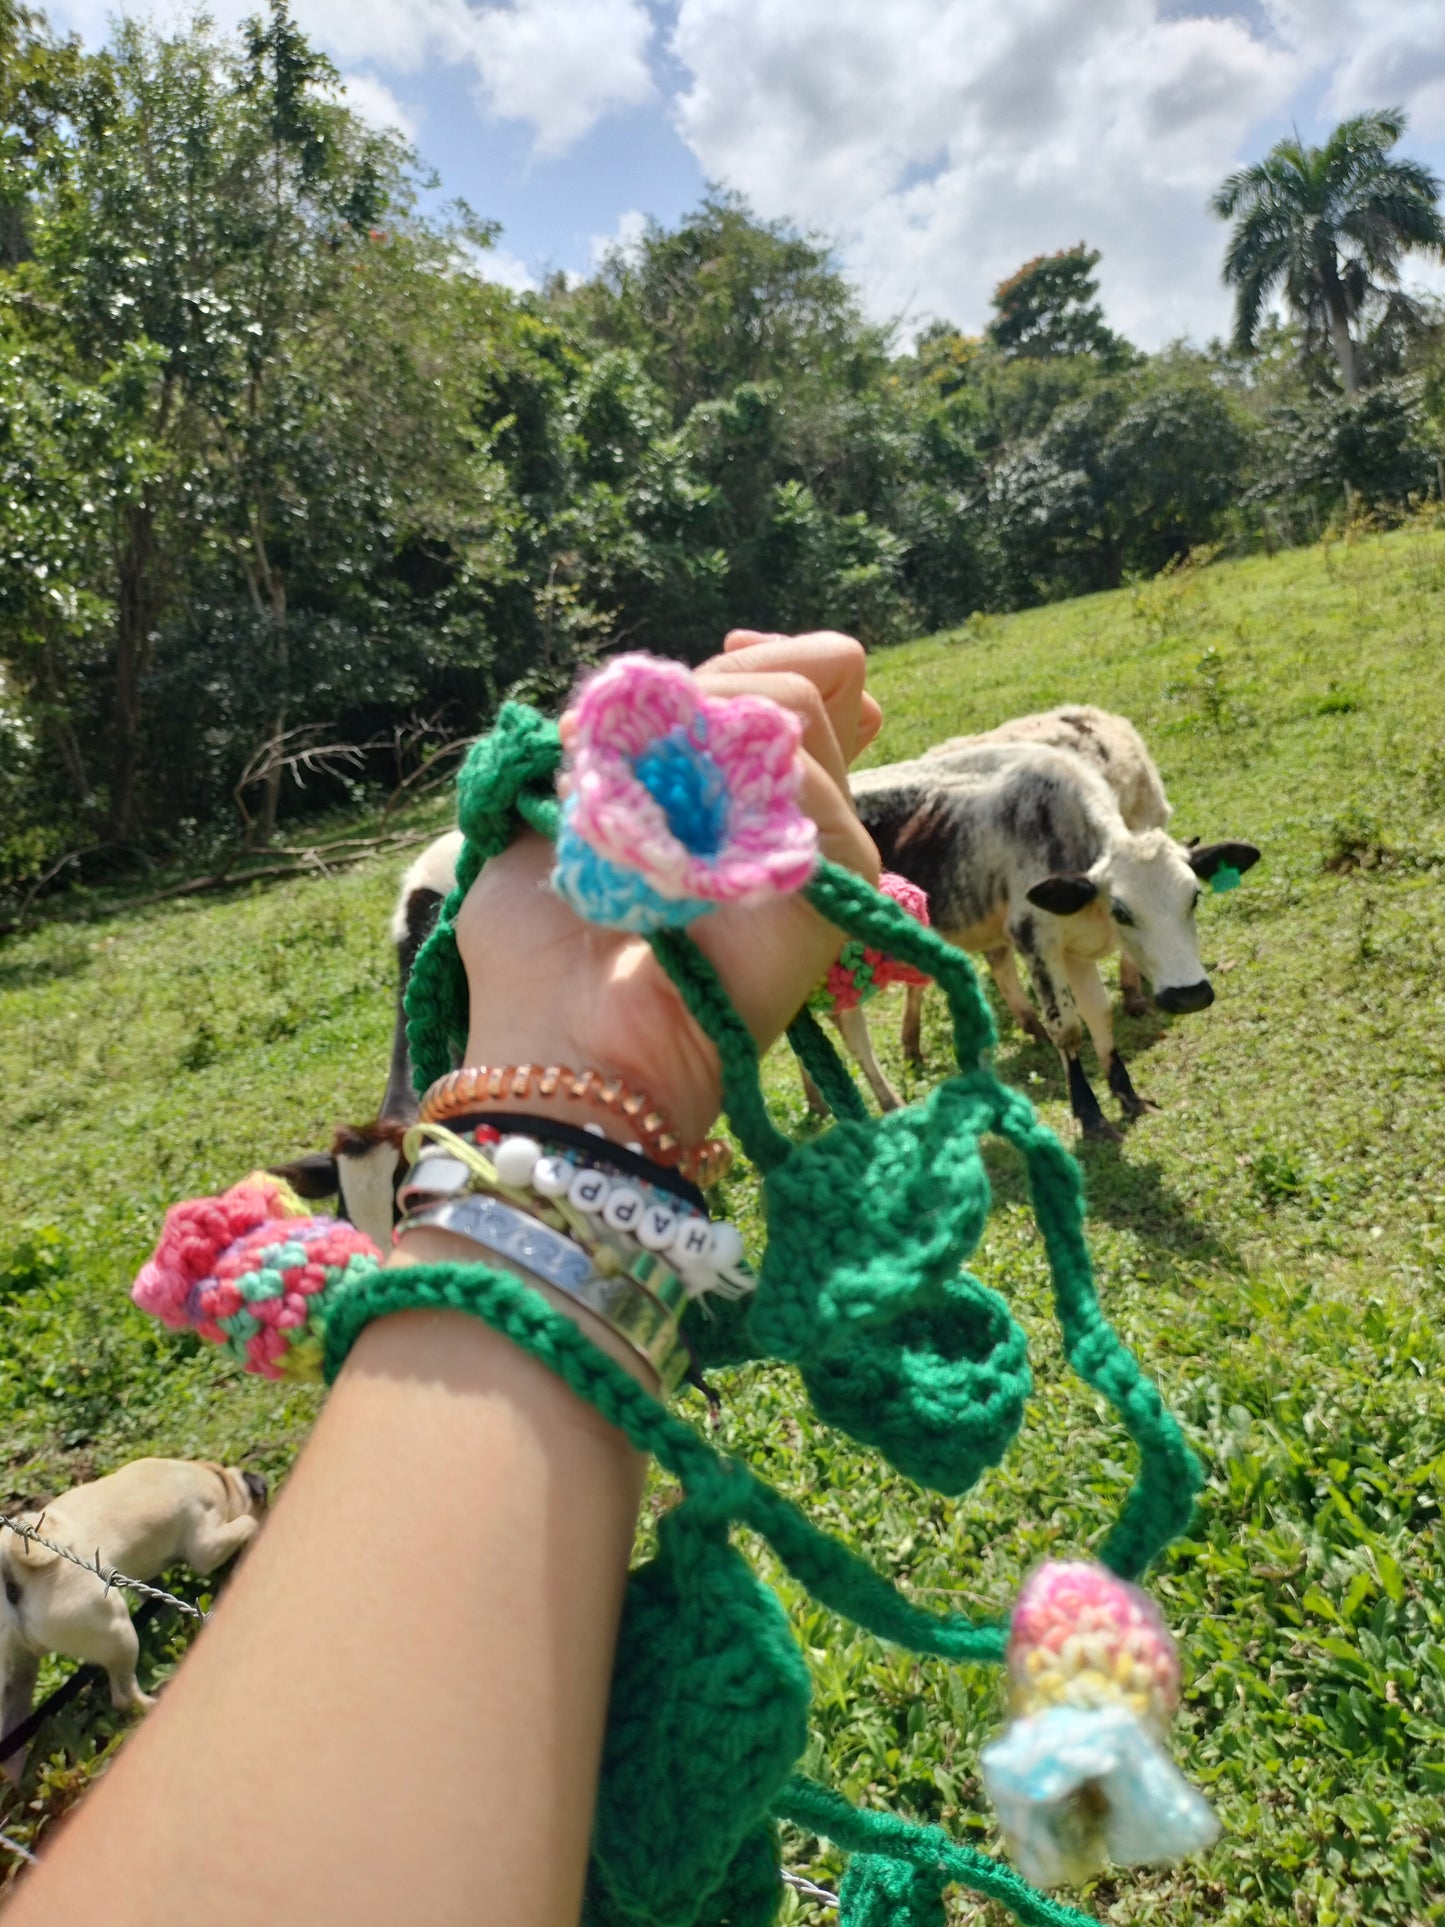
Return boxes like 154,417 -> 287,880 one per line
985,246 -> 1129,364
1213,109 -> 1445,399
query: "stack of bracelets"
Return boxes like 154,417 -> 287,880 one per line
396,1091 -> 754,1397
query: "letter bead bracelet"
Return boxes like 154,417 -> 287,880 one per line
397,1121 -> 754,1302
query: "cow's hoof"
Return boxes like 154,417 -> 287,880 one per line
1081,1116 -> 1123,1144
1020,1017 -> 1049,1043
1119,1095 -> 1161,1119
1121,992 -> 1150,1019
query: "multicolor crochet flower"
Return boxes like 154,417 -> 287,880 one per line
809,872 -> 932,1015
552,652 -> 819,933
132,1173 -> 382,1381
980,1561 -> 1219,1888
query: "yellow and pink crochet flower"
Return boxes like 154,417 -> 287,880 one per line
981,1560 -> 1219,1888
552,653 -> 819,933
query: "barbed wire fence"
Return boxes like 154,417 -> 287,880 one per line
0,1514 -> 208,1623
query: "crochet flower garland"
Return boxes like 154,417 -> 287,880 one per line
551,652 -> 819,932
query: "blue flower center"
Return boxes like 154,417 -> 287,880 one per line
633,724 -> 729,856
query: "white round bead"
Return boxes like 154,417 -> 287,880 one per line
532,1155 -> 572,1198
602,1186 -> 644,1232
584,1122 -> 606,1137
707,1221 -> 744,1270
637,1203 -> 678,1252
568,1167 -> 611,1215
493,1135 -> 542,1189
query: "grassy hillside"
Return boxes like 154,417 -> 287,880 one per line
3,523 -> 1445,1922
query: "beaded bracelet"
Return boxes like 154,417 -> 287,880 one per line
398,1122 -> 753,1300
418,1062 -> 733,1188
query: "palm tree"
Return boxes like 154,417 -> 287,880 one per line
1213,109 -> 1445,397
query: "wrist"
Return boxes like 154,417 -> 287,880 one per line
386,1226 -> 665,1396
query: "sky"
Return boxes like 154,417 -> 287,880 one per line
40,0 -> 1445,349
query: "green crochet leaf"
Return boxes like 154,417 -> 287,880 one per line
838,1853 -> 949,1927
750,1074 -> 998,1362
801,1273 -> 1031,1496
590,1507 -> 809,1926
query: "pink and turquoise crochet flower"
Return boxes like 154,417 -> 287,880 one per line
552,652 -> 820,933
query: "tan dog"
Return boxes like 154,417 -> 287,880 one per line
0,1458 -> 267,1779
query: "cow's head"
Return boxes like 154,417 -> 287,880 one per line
268,1118 -> 409,1251
1026,831 -> 1260,1013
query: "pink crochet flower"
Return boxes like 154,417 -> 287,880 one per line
812,872 -> 932,1014
553,653 -> 819,932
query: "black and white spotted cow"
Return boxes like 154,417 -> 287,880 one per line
849,743 -> 1259,1138
926,705 -> 1172,1023
272,829 -> 462,1244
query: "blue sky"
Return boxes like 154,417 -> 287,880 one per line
45,0 -> 1445,346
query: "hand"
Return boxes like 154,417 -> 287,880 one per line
452,632 -> 882,1142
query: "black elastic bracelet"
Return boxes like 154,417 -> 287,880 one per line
459,1112 -> 710,1214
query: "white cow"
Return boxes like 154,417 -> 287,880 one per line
925,705 -> 1171,1027
849,743 -> 1259,1137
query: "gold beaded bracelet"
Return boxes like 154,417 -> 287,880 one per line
417,1063 -> 733,1189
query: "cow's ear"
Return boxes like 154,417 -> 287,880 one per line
268,1153 -> 340,1200
1188,841 -> 1261,880
1026,873 -> 1099,916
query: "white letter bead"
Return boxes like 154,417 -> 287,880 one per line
531,1155 -> 572,1198
637,1204 -> 678,1251
568,1167 -> 611,1214
493,1135 -> 543,1189
602,1186 -> 643,1231
671,1217 -> 712,1263
707,1221 -> 745,1269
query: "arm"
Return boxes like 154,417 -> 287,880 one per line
9,634 -> 878,1927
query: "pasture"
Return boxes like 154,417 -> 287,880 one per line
2,523 -> 1444,1923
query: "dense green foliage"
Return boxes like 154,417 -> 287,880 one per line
4,3 -> 1445,911
3,527 -> 1445,1921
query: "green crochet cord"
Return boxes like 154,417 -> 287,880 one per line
397,699 -> 1205,1927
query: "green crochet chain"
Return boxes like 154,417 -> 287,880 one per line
358,700 -> 1205,1927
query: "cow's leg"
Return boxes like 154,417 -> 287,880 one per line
1064,952 -> 1155,1120
835,1005 -> 904,1112
986,945 -> 1049,1041
799,1062 -> 830,1116
1012,921 -> 1116,1141
1118,952 -> 1149,1018
900,982 -> 926,1066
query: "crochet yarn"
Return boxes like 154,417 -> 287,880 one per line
392,686 -> 1206,1923
551,653 -> 819,932
132,1174 -> 381,1380
134,672 -> 1208,1927
811,871 -> 932,1015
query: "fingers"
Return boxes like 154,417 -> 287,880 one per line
712,630 -> 877,767
696,664 -> 851,795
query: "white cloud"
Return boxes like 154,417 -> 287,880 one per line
468,0 -> 656,156
478,245 -> 542,293
670,0 -> 1303,347
47,0 -> 658,157
339,70 -> 418,140
590,206 -> 648,270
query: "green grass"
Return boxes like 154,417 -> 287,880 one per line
4,524 -> 1445,1921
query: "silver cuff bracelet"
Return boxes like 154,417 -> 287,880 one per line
397,1194 -> 693,1395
